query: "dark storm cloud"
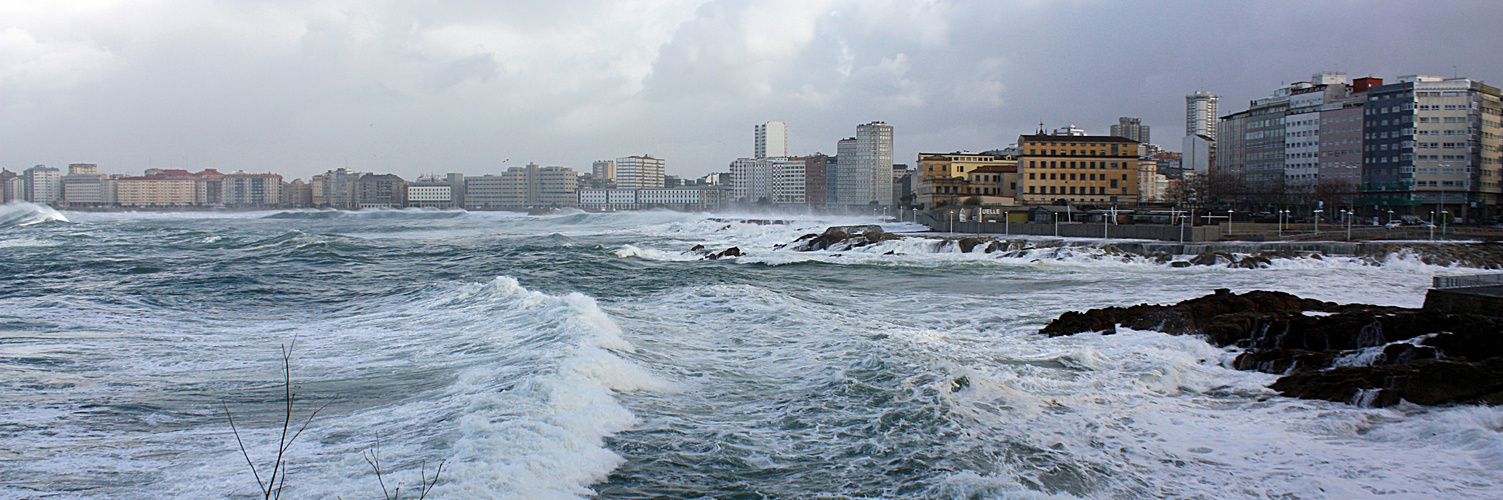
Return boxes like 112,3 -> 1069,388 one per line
2,0 -> 1500,179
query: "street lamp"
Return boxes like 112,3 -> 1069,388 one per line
1341,209 -> 1351,241
1004,211 -> 1009,235
1053,211 -> 1059,237
1313,209 -> 1321,236
1429,210 -> 1435,241
1227,209 -> 1234,237
1441,210 -> 1450,237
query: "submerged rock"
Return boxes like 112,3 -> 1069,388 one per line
1040,289 -> 1503,407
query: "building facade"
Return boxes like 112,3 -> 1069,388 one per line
407,176 -> 456,209
835,122 -> 894,207
23,165 -> 62,204
755,121 -> 788,158
1187,91 -> 1220,142
796,154 -> 831,206
356,174 -> 406,209
464,175 -> 507,210
1110,117 -> 1150,145
592,160 -> 615,182
495,163 -> 579,210
915,151 -> 1018,208
61,163 -> 116,208
1017,133 -> 1140,205
116,169 -> 201,207
221,172 -> 283,208
615,155 -> 665,190
0,170 -> 21,203
1361,75 -> 1503,221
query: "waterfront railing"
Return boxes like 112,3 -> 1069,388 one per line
1433,274 -> 1503,289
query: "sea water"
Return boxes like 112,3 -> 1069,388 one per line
1,202 -> 1500,499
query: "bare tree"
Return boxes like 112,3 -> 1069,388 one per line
223,337 -> 328,500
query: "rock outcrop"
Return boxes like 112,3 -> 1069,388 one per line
791,225 -> 900,252
1041,289 -> 1503,407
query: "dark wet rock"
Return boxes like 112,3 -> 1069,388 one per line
957,237 -> 988,253
1270,358 -> 1503,406
1232,255 -> 1273,269
690,244 -> 707,253
1189,250 -> 1233,266
950,376 -> 970,392
1169,261 -> 1192,268
1040,289 -> 1503,407
703,247 -> 743,260
794,226 -> 898,252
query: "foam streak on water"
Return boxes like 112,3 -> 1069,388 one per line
1,209 -> 1500,499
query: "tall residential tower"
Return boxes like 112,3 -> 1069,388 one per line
835,121 -> 894,207
1186,91 -> 1219,142
755,122 -> 788,159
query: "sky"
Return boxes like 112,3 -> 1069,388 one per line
4,0 -> 1502,180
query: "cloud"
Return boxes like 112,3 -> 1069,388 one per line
2,0 -> 1502,179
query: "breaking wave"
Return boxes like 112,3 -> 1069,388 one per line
0,201 -> 69,228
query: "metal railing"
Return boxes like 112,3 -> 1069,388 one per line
1433,274 -> 1503,289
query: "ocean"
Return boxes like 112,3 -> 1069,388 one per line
2,201 -> 1501,499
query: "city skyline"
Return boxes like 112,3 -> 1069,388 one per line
4,1 -> 1502,180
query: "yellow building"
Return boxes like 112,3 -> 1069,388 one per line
1017,134 -> 1139,205
915,151 -> 1017,207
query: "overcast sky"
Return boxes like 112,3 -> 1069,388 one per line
4,0 -> 1501,180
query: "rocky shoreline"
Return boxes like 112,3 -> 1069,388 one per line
768,226 -> 1503,269
1041,289 -> 1503,407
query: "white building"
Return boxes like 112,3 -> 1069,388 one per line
615,155 -> 665,190
755,121 -> 787,158
579,187 -> 723,211
23,165 -> 62,204
406,177 -> 455,209
1284,84 -> 1329,191
772,158 -> 806,204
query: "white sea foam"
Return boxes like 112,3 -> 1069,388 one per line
0,201 -> 69,227
424,277 -> 667,499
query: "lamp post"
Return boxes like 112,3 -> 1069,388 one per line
1004,211 -> 1009,235
1053,211 -> 1059,237
1341,209 -> 1351,241
1313,209 -> 1321,236
1429,210 -> 1435,241
1227,209 -> 1234,237
1442,210 -> 1449,237
1179,209 -> 1187,244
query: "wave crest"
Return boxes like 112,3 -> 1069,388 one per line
0,201 -> 69,228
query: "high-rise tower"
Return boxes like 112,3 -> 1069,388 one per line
1186,91 -> 1219,142
755,121 -> 788,159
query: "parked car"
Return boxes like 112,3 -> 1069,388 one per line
1385,220 -> 1402,229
